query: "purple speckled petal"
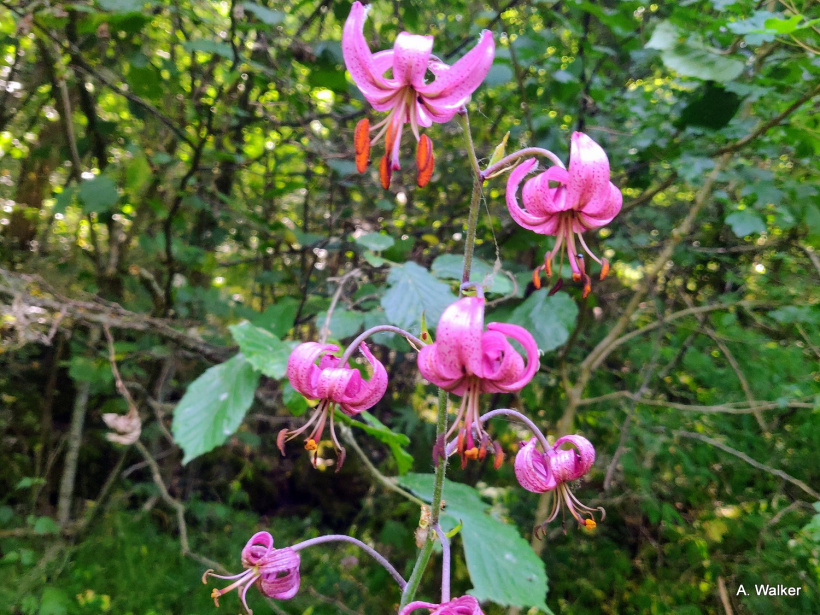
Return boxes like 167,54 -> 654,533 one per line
287,342 -> 339,399
485,322 -> 539,392
393,32 -> 434,88
241,531 -> 274,567
506,159 -> 555,232
551,434 -> 596,482
574,181 -> 623,230
399,597 -> 485,615
398,601 -> 440,615
417,30 -> 495,109
342,2 -> 401,107
565,132 -> 612,215
257,548 -> 301,599
514,439 -> 555,493
430,296 -> 486,380
337,343 -> 388,413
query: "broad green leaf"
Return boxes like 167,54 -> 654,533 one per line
326,159 -> 359,177
355,232 -> 395,252
431,254 -> 514,295
768,306 -> 819,325
282,382 -> 308,417
725,211 -> 766,237
647,21 -> 744,82
242,2 -> 284,25
52,186 -> 76,215
507,291 -> 578,352
172,354 -> 260,464
763,14 -> 804,33
360,411 -> 413,474
182,40 -> 235,59
126,152 -> 152,194
381,262 -> 457,332
252,298 -> 298,338
316,308 -> 365,340
98,0 -> 143,12
400,473 -> 550,612
484,63 -> 514,87
33,516 -> 59,535
38,587 -> 70,615
78,176 -> 119,214
229,321 -> 290,379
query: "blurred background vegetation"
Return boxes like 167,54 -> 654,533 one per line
0,0 -> 819,613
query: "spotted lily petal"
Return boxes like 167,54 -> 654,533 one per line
287,342 -> 340,399
399,596 -> 485,615
393,32 -> 434,88
514,438 -> 554,493
551,434 -> 596,482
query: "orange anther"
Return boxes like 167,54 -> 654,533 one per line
532,266 -> 542,290
584,518 -> 597,530
544,255 -> 553,278
379,155 -> 392,190
600,258 -> 610,280
416,134 -> 434,187
305,438 -> 318,451
464,447 -> 479,460
354,118 -> 371,173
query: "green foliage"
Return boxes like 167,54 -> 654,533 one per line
171,354 -> 260,464
381,262 -> 457,332
401,473 -> 550,612
229,321 -> 291,379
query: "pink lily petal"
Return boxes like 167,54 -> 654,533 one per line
565,132 -> 612,216
485,322 -> 540,392
417,30 -> 496,108
430,296 -> 486,381
342,2 -> 399,107
399,596 -> 485,615
551,434 -> 596,482
287,342 -> 339,399
506,159 -> 551,232
258,548 -> 301,599
575,182 -> 623,229
393,32 -> 434,88
338,343 -> 389,413
514,438 -> 554,493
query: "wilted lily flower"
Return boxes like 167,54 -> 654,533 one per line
418,294 -> 539,467
203,531 -> 300,615
342,1 -> 494,188
514,435 -> 604,534
506,132 -> 622,297
399,596 -> 485,615
278,341 -> 387,469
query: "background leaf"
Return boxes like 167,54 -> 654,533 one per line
381,262 -> 457,332
400,473 -> 550,612
171,354 -> 260,464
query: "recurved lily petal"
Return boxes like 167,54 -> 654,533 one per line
551,434 -> 596,482
393,32 -> 434,88
417,30 -> 496,108
286,342 -> 340,399
205,531 -> 301,614
514,434 -> 603,531
282,342 -> 388,466
514,438 -> 554,493
399,596 -> 485,615
505,132 -> 621,294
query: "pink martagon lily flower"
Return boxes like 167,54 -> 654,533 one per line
399,596 -> 485,615
506,132 -> 623,297
203,531 -> 300,615
342,1 -> 495,189
514,435 -> 604,534
417,294 -> 539,467
278,341 -> 387,469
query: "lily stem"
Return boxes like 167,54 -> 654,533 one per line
459,111 -> 483,289
338,324 -> 425,365
292,534 -> 407,590
399,388 -> 449,607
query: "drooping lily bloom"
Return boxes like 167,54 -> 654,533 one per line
278,341 -> 387,469
342,1 -> 494,188
418,294 -> 539,467
203,531 -> 300,615
399,596 -> 485,615
506,132 -> 622,297
514,435 -> 604,534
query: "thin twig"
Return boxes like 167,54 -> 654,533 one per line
669,429 -> 820,500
